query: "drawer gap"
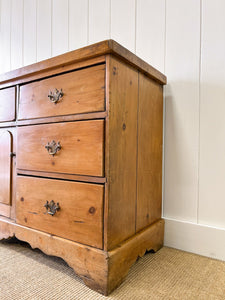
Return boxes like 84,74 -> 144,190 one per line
17,113 -> 107,126
17,171 -> 106,185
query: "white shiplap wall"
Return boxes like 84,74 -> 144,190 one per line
1,0 -> 225,261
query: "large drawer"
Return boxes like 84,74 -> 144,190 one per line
16,176 -> 104,248
0,87 -> 16,122
18,64 -> 105,120
17,120 -> 104,177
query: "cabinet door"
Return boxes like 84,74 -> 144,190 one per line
0,130 -> 12,205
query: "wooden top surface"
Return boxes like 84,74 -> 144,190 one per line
0,40 -> 166,86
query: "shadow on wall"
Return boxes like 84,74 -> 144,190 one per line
163,82 -> 199,223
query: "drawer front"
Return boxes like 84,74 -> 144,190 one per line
16,176 -> 104,248
17,120 -> 104,176
19,64 -> 105,120
0,87 -> 16,122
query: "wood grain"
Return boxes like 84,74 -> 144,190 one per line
0,203 -> 10,218
0,56 -> 106,90
17,120 -> 104,177
0,130 -> 12,205
17,111 -> 107,127
0,40 -> 166,88
105,56 -> 138,250
16,176 -> 104,248
0,216 -> 164,295
0,41 -> 166,295
9,127 -> 17,220
0,127 -> 16,219
0,216 -> 108,295
109,40 -> 166,84
108,219 -> 164,294
103,55 -> 110,249
17,169 -> 106,184
19,64 -> 105,120
0,87 -> 16,122
136,74 -> 163,231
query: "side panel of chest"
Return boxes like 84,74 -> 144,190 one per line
105,56 -> 138,250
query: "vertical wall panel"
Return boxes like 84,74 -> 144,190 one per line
52,0 -> 68,56
37,0 -> 51,61
164,0 -> 200,222
136,0 -> 165,73
199,0 -> 225,228
89,0 -> 110,44
69,0 -> 88,50
0,0 -> 0,74
23,0 -> 37,66
111,0 -> 136,52
11,0 -> 23,70
0,0 -> 11,73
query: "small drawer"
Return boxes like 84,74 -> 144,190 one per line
0,87 -> 16,122
16,176 -> 104,248
18,64 -> 105,120
17,120 -> 104,177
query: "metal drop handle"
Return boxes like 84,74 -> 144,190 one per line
44,200 -> 60,216
45,140 -> 61,156
48,88 -> 63,103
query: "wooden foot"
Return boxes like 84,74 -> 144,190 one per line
107,219 -> 164,294
0,217 -> 164,295
0,216 -> 108,294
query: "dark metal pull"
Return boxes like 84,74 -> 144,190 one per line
48,88 -> 63,103
10,152 -> 16,157
44,200 -> 60,216
45,140 -> 61,156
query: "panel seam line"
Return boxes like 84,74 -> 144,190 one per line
197,0 -> 202,225
135,72 -> 140,233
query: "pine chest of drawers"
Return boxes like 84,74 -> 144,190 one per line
0,40 -> 166,295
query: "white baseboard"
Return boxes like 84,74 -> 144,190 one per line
164,218 -> 225,261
